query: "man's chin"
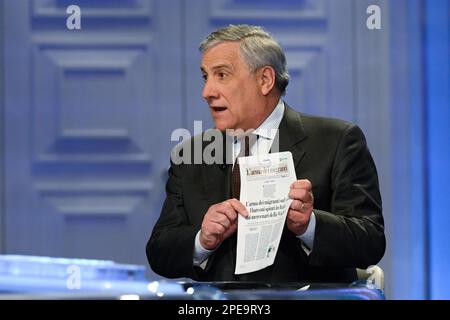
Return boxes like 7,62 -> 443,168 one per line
213,121 -> 234,132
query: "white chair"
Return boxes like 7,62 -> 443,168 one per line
356,265 -> 384,291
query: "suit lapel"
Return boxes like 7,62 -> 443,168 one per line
200,133 -> 237,279
273,103 -> 307,169
201,131 -> 233,205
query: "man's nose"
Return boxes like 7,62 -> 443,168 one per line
202,80 -> 219,101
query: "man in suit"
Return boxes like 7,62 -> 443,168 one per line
146,24 -> 385,283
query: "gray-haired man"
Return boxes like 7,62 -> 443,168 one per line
147,25 -> 385,283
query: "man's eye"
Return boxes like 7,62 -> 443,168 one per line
218,72 -> 227,79
202,74 -> 207,82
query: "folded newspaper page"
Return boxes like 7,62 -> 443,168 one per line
235,152 -> 296,275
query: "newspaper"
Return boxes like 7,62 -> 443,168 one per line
235,152 -> 296,275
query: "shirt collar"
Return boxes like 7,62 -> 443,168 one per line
253,99 -> 285,141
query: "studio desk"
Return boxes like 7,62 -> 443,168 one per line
0,255 -> 384,300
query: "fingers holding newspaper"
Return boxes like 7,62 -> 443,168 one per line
287,179 -> 314,236
199,199 -> 249,250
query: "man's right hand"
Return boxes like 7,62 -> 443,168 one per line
199,199 -> 249,250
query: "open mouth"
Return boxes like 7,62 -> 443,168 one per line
211,106 -> 227,113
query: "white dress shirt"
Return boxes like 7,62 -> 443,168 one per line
194,100 -> 316,266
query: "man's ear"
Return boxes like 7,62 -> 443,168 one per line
259,66 -> 276,96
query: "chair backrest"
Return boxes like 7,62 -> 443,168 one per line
356,265 -> 384,291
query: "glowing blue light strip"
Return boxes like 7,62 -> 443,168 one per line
0,255 -> 146,281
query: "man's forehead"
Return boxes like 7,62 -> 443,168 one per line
201,42 -> 242,69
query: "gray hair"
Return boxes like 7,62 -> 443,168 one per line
199,24 -> 290,96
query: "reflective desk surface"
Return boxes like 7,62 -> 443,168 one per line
0,255 -> 384,300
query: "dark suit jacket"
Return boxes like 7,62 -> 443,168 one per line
146,104 -> 385,283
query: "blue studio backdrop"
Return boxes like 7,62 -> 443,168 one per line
1,0 -> 449,299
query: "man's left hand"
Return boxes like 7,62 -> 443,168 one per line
287,179 -> 314,236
